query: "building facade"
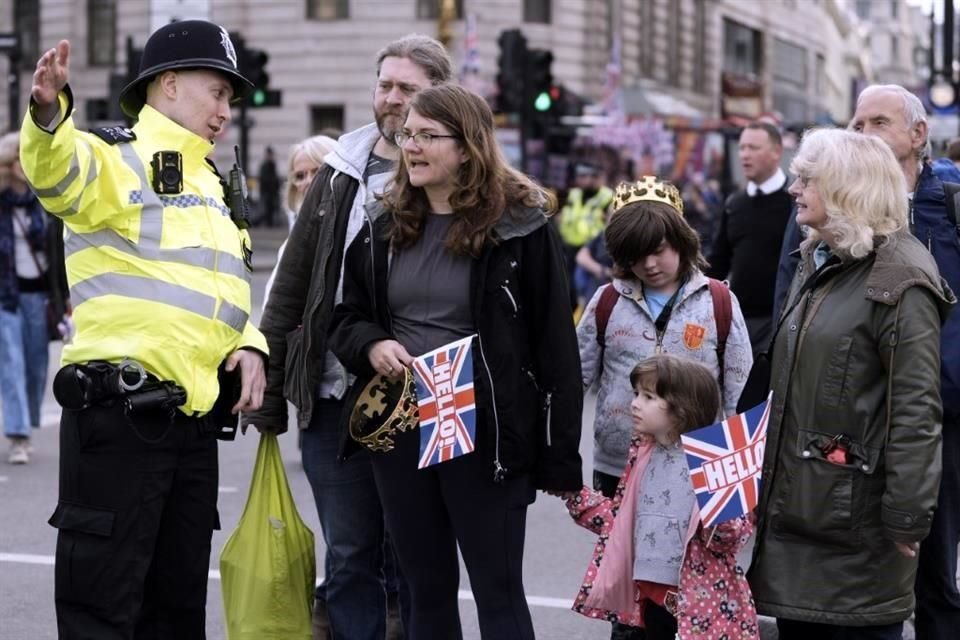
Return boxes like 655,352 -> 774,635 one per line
0,0 -> 927,174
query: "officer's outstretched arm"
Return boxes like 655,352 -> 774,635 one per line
31,40 -> 71,126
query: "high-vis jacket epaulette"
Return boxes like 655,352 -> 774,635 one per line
20,86 -> 268,414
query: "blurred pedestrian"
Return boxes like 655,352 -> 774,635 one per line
931,137 -> 960,184
245,34 -> 454,640
706,121 -> 793,355
750,128 -> 952,640
22,21 -> 267,637
573,213 -> 613,306
258,145 -> 280,227
560,162 -> 614,308
261,134 -> 336,310
329,83 -> 583,639
560,354 -> 758,639
0,131 -> 57,464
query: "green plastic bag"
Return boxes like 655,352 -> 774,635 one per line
220,432 -> 315,639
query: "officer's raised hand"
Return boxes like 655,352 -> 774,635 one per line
31,40 -> 71,124
225,348 -> 266,413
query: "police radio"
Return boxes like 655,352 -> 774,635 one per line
227,145 -> 251,230
151,151 -> 183,194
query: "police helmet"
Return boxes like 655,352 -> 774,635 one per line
118,20 -> 254,118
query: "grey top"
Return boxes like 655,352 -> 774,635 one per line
388,213 -> 474,357
633,441 -> 696,585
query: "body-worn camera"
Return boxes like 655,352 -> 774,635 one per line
151,150 -> 183,194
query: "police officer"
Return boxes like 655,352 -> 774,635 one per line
21,21 -> 267,638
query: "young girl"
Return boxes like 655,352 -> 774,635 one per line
564,354 -> 758,639
578,176 -> 753,500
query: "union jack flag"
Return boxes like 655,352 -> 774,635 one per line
680,392 -> 772,527
412,335 -> 478,469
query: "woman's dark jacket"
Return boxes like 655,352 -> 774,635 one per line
749,230 -> 955,625
0,188 -> 49,312
329,204 -> 584,491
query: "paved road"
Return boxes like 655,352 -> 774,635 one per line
0,229 -> 610,640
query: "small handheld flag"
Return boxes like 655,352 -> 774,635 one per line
680,392 -> 772,527
412,335 -> 478,469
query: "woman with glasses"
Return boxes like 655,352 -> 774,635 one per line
330,84 -> 583,639
263,135 -> 337,307
749,128 -> 953,640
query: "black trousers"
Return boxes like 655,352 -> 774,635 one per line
915,418 -> 960,639
776,619 -> 903,640
50,403 -> 219,640
371,427 -> 536,640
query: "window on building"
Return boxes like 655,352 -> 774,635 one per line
723,19 -> 762,77
693,0 -> 707,92
891,0 -> 898,19
855,0 -> 871,19
307,0 -> 349,20
667,2 -> 682,86
14,0 -> 40,70
524,0 -> 551,24
417,0 -> 464,19
773,38 -> 807,88
311,105 -> 345,135
891,35 -> 899,62
88,0 -> 117,67
639,0 -> 656,77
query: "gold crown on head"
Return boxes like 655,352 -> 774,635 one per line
611,176 -> 684,215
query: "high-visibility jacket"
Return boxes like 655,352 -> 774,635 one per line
558,186 -> 614,247
20,88 -> 268,414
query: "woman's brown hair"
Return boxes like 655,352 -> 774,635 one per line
604,199 -> 707,280
381,84 -> 557,257
629,354 -> 720,437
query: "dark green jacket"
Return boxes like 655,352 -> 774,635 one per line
749,230 -> 955,625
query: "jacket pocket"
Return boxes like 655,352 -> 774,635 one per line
771,428 -> 877,547
819,336 -> 853,407
282,325 -> 310,411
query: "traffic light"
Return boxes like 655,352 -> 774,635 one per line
231,32 -> 281,109
527,49 -> 554,113
497,29 -> 528,114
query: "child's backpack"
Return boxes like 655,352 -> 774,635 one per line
594,279 -> 732,387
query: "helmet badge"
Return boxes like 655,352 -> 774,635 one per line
219,27 -> 238,69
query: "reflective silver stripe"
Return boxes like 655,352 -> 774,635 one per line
29,160 -> 80,198
159,194 -> 231,218
119,144 -> 164,243
216,299 -> 249,332
71,273 -> 216,317
71,273 -> 247,332
65,227 -> 250,281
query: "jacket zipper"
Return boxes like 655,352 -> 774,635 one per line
500,284 -> 518,314
927,228 -> 933,252
544,392 -> 553,446
477,332 -> 507,482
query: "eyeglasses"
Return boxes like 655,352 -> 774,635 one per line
394,132 -> 459,148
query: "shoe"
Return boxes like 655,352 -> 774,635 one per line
8,441 -> 29,464
312,597 -> 332,640
386,592 -> 405,640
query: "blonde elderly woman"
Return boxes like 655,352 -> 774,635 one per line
748,128 -> 955,640
263,135 -> 336,307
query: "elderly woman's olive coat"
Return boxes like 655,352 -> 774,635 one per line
749,230 -> 955,626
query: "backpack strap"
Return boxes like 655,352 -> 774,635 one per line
594,283 -> 620,350
708,278 -> 732,389
943,181 -> 960,230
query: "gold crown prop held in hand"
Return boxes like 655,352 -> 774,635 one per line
611,176 -> 684,215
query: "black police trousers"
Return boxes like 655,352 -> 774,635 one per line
49,402 -> 219,640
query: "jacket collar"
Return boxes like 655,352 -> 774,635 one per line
132,105 -> 214,163
324,123 -> 383,181
612,269 -> 710,306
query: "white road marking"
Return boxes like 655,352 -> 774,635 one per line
218,486 -> 238,493
0,553 -> 574,609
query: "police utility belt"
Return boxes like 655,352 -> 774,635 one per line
53,359 -> 238,441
